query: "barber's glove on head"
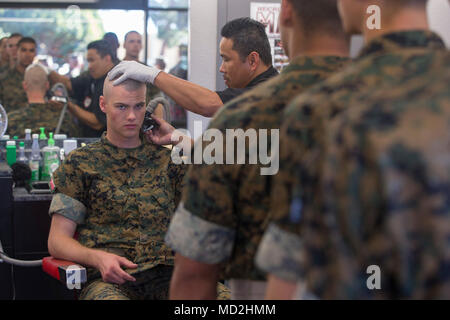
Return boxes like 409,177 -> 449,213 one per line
108,60 -> 162,85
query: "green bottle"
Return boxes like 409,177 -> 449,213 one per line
41,133 -> 60,181
6,141 -> 17,166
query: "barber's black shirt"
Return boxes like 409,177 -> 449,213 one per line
216,66 -> 279,104
70,73 -> 107,137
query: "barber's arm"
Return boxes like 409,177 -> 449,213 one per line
109,61 -> 223,118
67,100 -> 104,131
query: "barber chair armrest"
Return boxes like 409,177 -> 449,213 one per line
42,257 -> 87,290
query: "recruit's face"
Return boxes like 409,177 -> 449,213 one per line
124,32 -> 142,59
101,81 -> 147,141
337,0 -> 366,35
17,42 -> 37,69
7,36 -> 21,62
87,49 -> 112,79
219,37 -> 252,89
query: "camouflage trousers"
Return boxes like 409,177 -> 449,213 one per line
79,265 -> 231,300
79,265 -> 173,300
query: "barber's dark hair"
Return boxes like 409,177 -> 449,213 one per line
103,32 -> 119,49
290,0 -> 344,36
9,33 -> 22,39
221,17 -> 272,66
87,40 -> 115,62
18,37 -> 37,48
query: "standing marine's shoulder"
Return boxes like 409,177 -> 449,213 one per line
210,78 -> 286,130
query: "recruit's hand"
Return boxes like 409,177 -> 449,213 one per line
93,250 -> 138,285
145,115 -> 176,146
108,61 -> 162,85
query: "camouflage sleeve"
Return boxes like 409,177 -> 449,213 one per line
49,151 -> 89,224
255,223 -> 304,282
5,110 -> 21,137
255,95 -> 316,279
49,193 -> 87,224
165,202 -> 236,264
167,160 -> 187,207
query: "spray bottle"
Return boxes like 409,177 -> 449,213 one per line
41,133 -> 60,181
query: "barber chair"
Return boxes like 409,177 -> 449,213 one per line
42,257 -> 86,290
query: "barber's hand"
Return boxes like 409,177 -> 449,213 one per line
93,250 -> 138,285
108,61 -> 162,85
145,115 -> 176,146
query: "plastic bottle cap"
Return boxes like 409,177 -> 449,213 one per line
25,129 -> 31,133
63,139 -> 78,155
54,134 -> 67,140
13,136 -> 18,140
39,127 -> 47,139
2,135 -> 10,140
7,141 -> 16,146
48,132 -> 55,147
19,141 -> 25,147
32,134 -> 39,139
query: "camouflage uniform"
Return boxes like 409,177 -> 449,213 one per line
0,66 -> 27,113
49,133 -> 186,300
255,31 -> 450,299
0,63 -> 10,77
165,55 -> 350,286
7,102 -> 80,137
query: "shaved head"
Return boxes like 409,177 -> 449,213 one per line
24,64 -> 49,93
103,76 -> 146,102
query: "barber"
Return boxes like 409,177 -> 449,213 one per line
108,18 -> 279,118
49,40 -> 117,137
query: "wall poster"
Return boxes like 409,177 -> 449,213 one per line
250,2 -> 289,72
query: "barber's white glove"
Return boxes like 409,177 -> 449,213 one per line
108,61 -> 162,85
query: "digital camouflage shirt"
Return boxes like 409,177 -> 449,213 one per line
165,55 -> 350,281
49,133 -> 186,281
255,31 -> 450,299
0,66 -> 27,113
7,102 -> 80,137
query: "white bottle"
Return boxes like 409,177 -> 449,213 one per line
17,141 -> 28,164
24,129 -> 32,141
29,134 -> 41,182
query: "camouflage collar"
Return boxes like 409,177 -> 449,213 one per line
358,30 -> 446,59
283,55 -> 350,74
100,132 -> 151,162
